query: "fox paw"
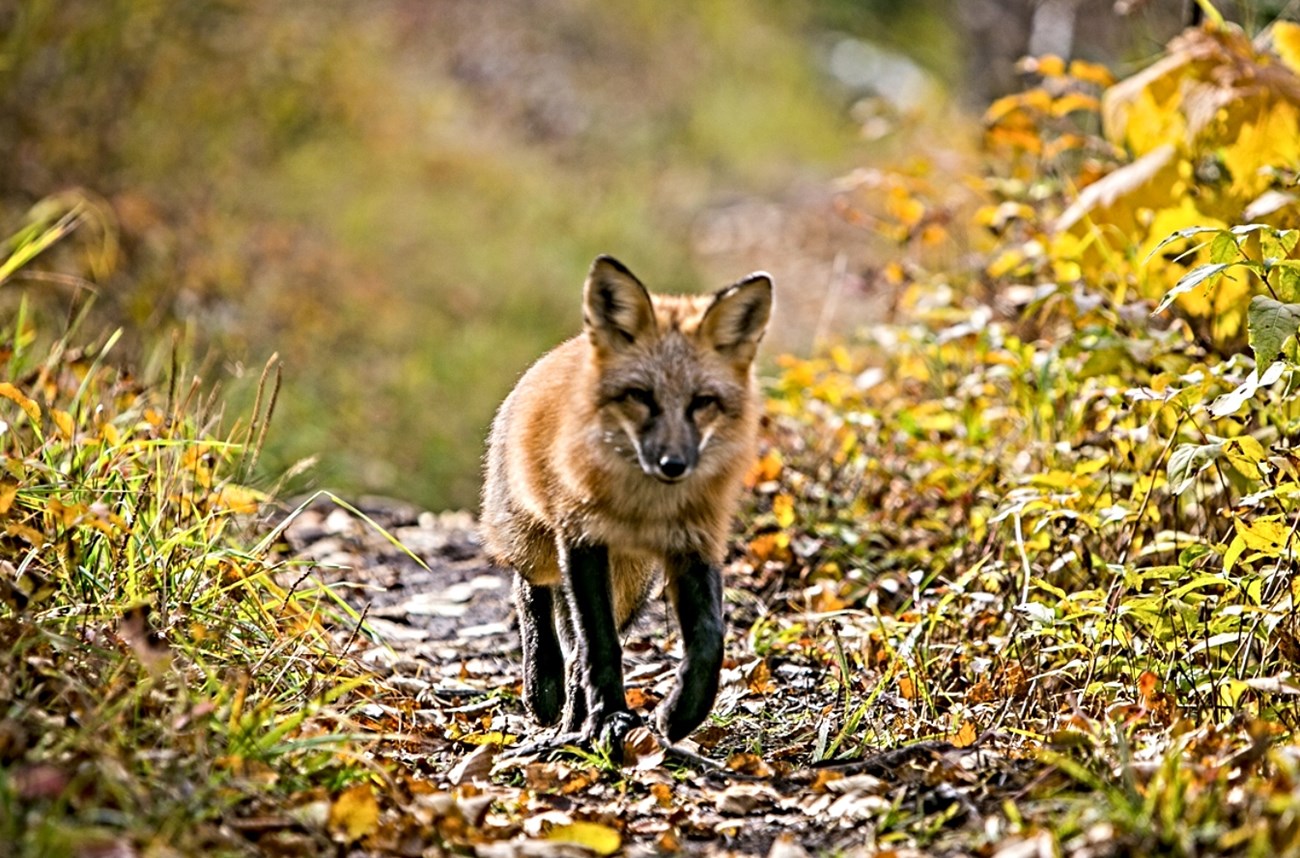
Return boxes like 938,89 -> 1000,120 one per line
504,710 -> 644,764
593,710 -> 643,761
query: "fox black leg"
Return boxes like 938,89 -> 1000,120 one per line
556,542 -> 641,756
514,575 -> 564,726
659,554 -> 724,742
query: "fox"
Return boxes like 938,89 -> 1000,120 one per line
480,255 -> 772,754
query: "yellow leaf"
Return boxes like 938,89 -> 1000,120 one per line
460,730 -> 514,746
5,522 -> 44,547
920,223 -> 948,246
747,532 -> 790,564
1068,59 -> 1115,87
882,261 -> 906,285
213,484 -> 267,515
886,189 -> 925,229
984,88 -> 1052,127
772,494 -> 795,529
1035,55 -> 1067,77
1219,97 -> 1300,199
0,383 -> 41,422
328,784 -> 380,844
0,482 -> 17,516
1051,91 -> 1100,117
1074,456 -> 1110,476
100,422 -> 121,446
986,247 -> 1026,278
546,821 -> 621,856
1235,517 -> 1290,555
51,409 -> 74,440
1030,469 -> 1091,491
1223,436 -> 1266,481
1273,22 -> 1300,76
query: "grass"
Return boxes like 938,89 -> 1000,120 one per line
0,211 -> 376,854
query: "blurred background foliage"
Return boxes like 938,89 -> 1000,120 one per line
0,0 -> 1201,508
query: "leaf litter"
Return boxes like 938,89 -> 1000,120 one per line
273,495 -> 1035,857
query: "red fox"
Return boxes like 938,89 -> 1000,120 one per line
481,255 -> 772,754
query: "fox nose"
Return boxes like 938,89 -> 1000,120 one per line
657,454 -> 689,480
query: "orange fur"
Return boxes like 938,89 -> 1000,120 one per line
481,258 -> 770,627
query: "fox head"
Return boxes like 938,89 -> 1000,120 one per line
582,255 -> 772,484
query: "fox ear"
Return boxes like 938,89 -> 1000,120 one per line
701,273 -> 772,362
584,255 -> 655,351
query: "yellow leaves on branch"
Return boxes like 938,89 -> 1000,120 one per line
1047,24 -> 1300,337
1102,26 -> 1300,184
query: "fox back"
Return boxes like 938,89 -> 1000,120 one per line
481,256 -> 771,624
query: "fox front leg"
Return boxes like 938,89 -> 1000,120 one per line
514,575 -> 564,726
659,554 -> 724,742
558,542 -> 641,752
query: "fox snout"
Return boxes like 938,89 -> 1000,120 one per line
641,440 -> 697,483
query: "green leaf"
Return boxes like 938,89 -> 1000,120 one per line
1178,543 -> 1212,568
1146,224 -> 1225,261
1209,231 -> 1240,264
1152,263 -> 1236,315
1276,265 -> 1300,302
1262,227 -> 1299,262
1247,295 -> 1300,368
1167,442 -> 1223,496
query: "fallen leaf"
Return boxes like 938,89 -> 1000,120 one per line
546,821 -> 621,856
953,721 -> 979,748
448,741 -> 497,785
725,752 -> 773,777
622,726 -> 665,770
715,783 -> 776,815
328,784 -> 380,844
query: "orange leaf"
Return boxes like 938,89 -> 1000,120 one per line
953,721 -> 979,748
1137,670 -> 1160,704
745,449 -> 783,488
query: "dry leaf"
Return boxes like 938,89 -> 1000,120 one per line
953,721 -> 979,749
448,741 -> 497,786
622,726 -> 665,770
725,752 -> 773,778
327,784 -> 380,844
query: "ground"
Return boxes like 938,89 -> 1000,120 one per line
273,496 -> 1035,857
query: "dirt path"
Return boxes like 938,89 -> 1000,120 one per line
278,497 -> 1022,857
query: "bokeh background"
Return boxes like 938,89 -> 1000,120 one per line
1,0 -> 1214,509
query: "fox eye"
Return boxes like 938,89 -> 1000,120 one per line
621,388 -> 657,409
690,394 -> 720,413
